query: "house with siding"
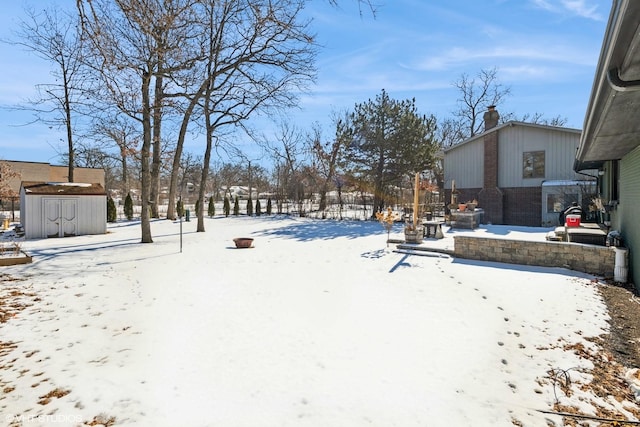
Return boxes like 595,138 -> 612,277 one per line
3,160 -> 105,194
443,108 -> 597,227
574,1 -> 640,289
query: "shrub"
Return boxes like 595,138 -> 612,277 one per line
266,198 -> 272,215
177,199 -> 184,217
246,198 -> 253,216
107,197 -> 117,222
208,196 -> 215,217
255,199 -> 261,216
223,196 -> 230,217
124,193 -> 134,220
233,196 -> 240,216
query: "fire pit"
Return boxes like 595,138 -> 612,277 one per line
233,237 -> 254,249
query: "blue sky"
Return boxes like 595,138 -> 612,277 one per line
0,0 -> 609,165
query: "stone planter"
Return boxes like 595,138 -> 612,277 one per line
233,237 -> 254,248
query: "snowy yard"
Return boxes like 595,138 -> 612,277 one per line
1,216 -> 638,426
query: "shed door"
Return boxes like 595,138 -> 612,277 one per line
44,199 -> 78,238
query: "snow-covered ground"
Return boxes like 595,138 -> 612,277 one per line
0,216 -> 636,426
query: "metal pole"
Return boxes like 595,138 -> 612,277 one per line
179,196 -> 183,253
413,172 -> 419,228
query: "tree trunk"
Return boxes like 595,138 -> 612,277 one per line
64,82 -> 75,182
120,146 -> 128,202
150,74 -> 163,218
140,72 -> 153,243
197,130 -> 214,232
167,83 -> 206,221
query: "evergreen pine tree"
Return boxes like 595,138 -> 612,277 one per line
177,199 -> 184,217
208,196 -> 215,217
266,198 -> 272,215
107,196 -> 117,222
223,196 -> 230,217
246,198 -> 253,216
233,196 -> 240,216
124,193 -> 134,220
255,199 -> 261,216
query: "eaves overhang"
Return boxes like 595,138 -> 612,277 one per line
576,0 -> 640,171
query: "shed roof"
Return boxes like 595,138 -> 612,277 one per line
20,181 -> 106,196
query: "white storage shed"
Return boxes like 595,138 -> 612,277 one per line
19,182 -> 107,239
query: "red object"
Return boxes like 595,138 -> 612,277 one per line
565,215 -> 581,227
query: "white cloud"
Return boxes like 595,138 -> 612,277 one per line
531,0 -> 557,12
562,0 -> 604,20
531,0 -> 605,21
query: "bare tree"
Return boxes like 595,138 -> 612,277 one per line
91,115 -> 141,198
328,0 -> 378,16
450,67 -> 567,144
77,0 -> 202,243
309,119 -> 347,217
165,77 -> 207,220
265,122 -> 311,215
216,163 -> 245,200
500,111 -> 568,127
436,117 -> 465,149
452,67 -> 511,138
0,161 -> 21,221
9,6 -> 91,182
189,0 -> 316,231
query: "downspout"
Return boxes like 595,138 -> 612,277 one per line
577,170 -> 599,180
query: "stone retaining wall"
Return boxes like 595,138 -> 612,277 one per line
454,236 -> 616,277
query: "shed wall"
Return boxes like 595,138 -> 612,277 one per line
21,194 -> 106,239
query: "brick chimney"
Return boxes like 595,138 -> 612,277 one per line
478,105 -> 504,224
483,105 -> 499,131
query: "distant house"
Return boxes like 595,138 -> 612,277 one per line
4,160 -> 105,195
443,107 -> 597,227
1,160 -> 106,221
574,1 -> 640,289
20,182 -> 107,239
221,185 -> 256,200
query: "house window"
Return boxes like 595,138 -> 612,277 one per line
523,151 -> 545,178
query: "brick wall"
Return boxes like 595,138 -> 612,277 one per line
483,131 -> 498,188
454,236 -> 616,277
502,187 -> 542,226
478,129 -> 504,224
